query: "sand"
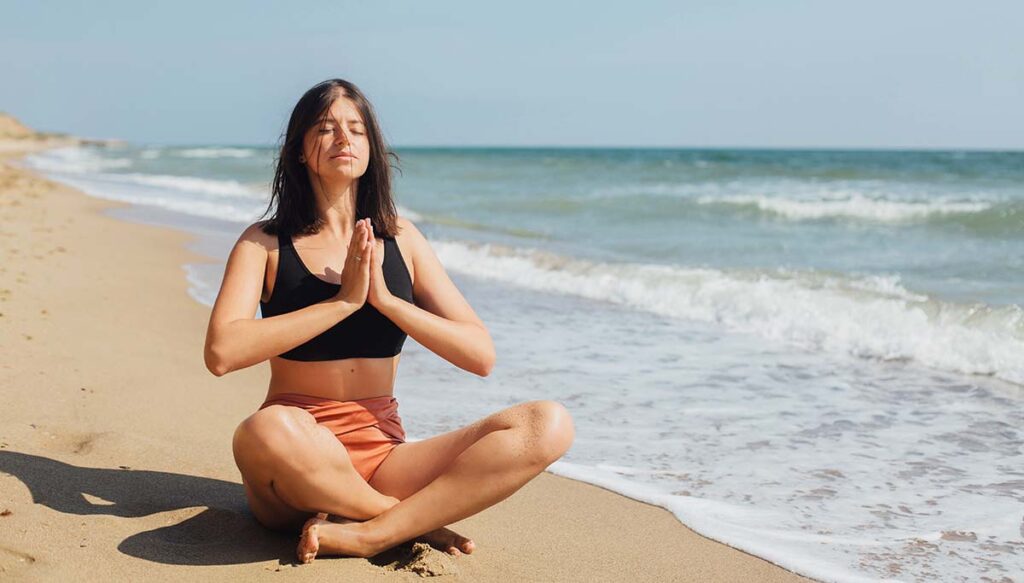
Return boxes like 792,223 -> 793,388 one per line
0,128 -> 817,581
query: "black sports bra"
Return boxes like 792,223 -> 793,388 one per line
259,231 -> 414,361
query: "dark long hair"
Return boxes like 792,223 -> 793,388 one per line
259,79 -> 401,238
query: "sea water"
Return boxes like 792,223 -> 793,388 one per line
21,144 -> 1024,582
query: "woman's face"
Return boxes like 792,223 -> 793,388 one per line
301,96 -> 371,181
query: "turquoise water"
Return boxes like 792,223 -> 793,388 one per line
22,144 -> 1024,582
393,148 -> 1024,306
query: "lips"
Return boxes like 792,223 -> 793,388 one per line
331,152 -> 356,159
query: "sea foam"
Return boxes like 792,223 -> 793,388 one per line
432,239 -> 1024,385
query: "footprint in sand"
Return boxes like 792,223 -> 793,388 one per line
67,431 -> 106,455
0,545 -> 38,578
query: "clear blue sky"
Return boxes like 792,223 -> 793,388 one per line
2,1 -> 1021,149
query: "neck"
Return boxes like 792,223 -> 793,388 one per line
309,174 -> 359,239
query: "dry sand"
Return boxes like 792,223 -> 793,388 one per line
0,128 -> 817,581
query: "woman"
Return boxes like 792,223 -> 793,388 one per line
203,78 -> 575,563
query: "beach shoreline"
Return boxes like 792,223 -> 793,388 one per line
0,127 -> 815,581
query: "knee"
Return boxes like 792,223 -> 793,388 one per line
521,400 -> 575,467
232,406 -> 317,465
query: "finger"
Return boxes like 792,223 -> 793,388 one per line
359,219 -> 370,246
349,227 -> 362,257
350,221 -> 363,249
350,226 -> 366,265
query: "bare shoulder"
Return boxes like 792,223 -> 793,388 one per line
239,220 -> 276,251
395,215 -> 483,326
395,215 -> 427,259
396,215 -> 423,239
208,220 -> 276,328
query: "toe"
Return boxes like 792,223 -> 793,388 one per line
297,518 -> 322,564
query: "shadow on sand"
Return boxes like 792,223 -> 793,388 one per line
0,450 -> 299,566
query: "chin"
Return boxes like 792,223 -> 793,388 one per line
325,164 -> 366,177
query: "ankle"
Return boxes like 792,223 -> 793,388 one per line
356,518 -> 402,557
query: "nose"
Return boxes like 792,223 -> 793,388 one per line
333,129 -> 350,146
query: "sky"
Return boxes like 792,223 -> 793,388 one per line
2,1 -> 1022,149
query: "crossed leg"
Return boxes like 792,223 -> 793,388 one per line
232,403 -> 399,529
233,402 -> 477,555
297,399 -> 576,560
232,399 -> 575,561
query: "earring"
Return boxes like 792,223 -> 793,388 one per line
299,156 -> 306,163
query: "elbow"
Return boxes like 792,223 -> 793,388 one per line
204,342 -> 231,377
208,361 -> 229,378
476,345 -> 496,377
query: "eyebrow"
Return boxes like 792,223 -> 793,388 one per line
317,117 -> 365,125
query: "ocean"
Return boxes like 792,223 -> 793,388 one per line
20,144 -> 1024,582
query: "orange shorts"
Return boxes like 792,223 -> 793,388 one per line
259,393 -> 406,483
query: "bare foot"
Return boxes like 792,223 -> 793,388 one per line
297,513 -> 330,564
417,526 -> 476,556
297,514 -> 473,562
297,512 -> 378,561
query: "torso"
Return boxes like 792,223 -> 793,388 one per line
260,225 -> 416,403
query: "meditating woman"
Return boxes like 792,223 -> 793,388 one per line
203,78 -> 575,563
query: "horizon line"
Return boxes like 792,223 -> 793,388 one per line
113,140 -> 1024,154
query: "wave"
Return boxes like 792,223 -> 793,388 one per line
412,211 -> 549,240
432,240 -> 1024,385
22,154 -> 266,224
89,171 -> 262,199
697,193 -> 996,223
175,147 -> 256,159
695,193 -> 1024,234
24,147 -> 263,198
586,178 -> 1021,230
24,147 -> 134,173
396,205 -> 422,222
42,173 -> 264,223
25,148 -> 433,229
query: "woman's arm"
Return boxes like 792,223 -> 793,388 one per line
372,218 -> 495,377
203,223 -> 361,376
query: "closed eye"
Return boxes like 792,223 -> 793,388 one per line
318,128 -> 365,135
